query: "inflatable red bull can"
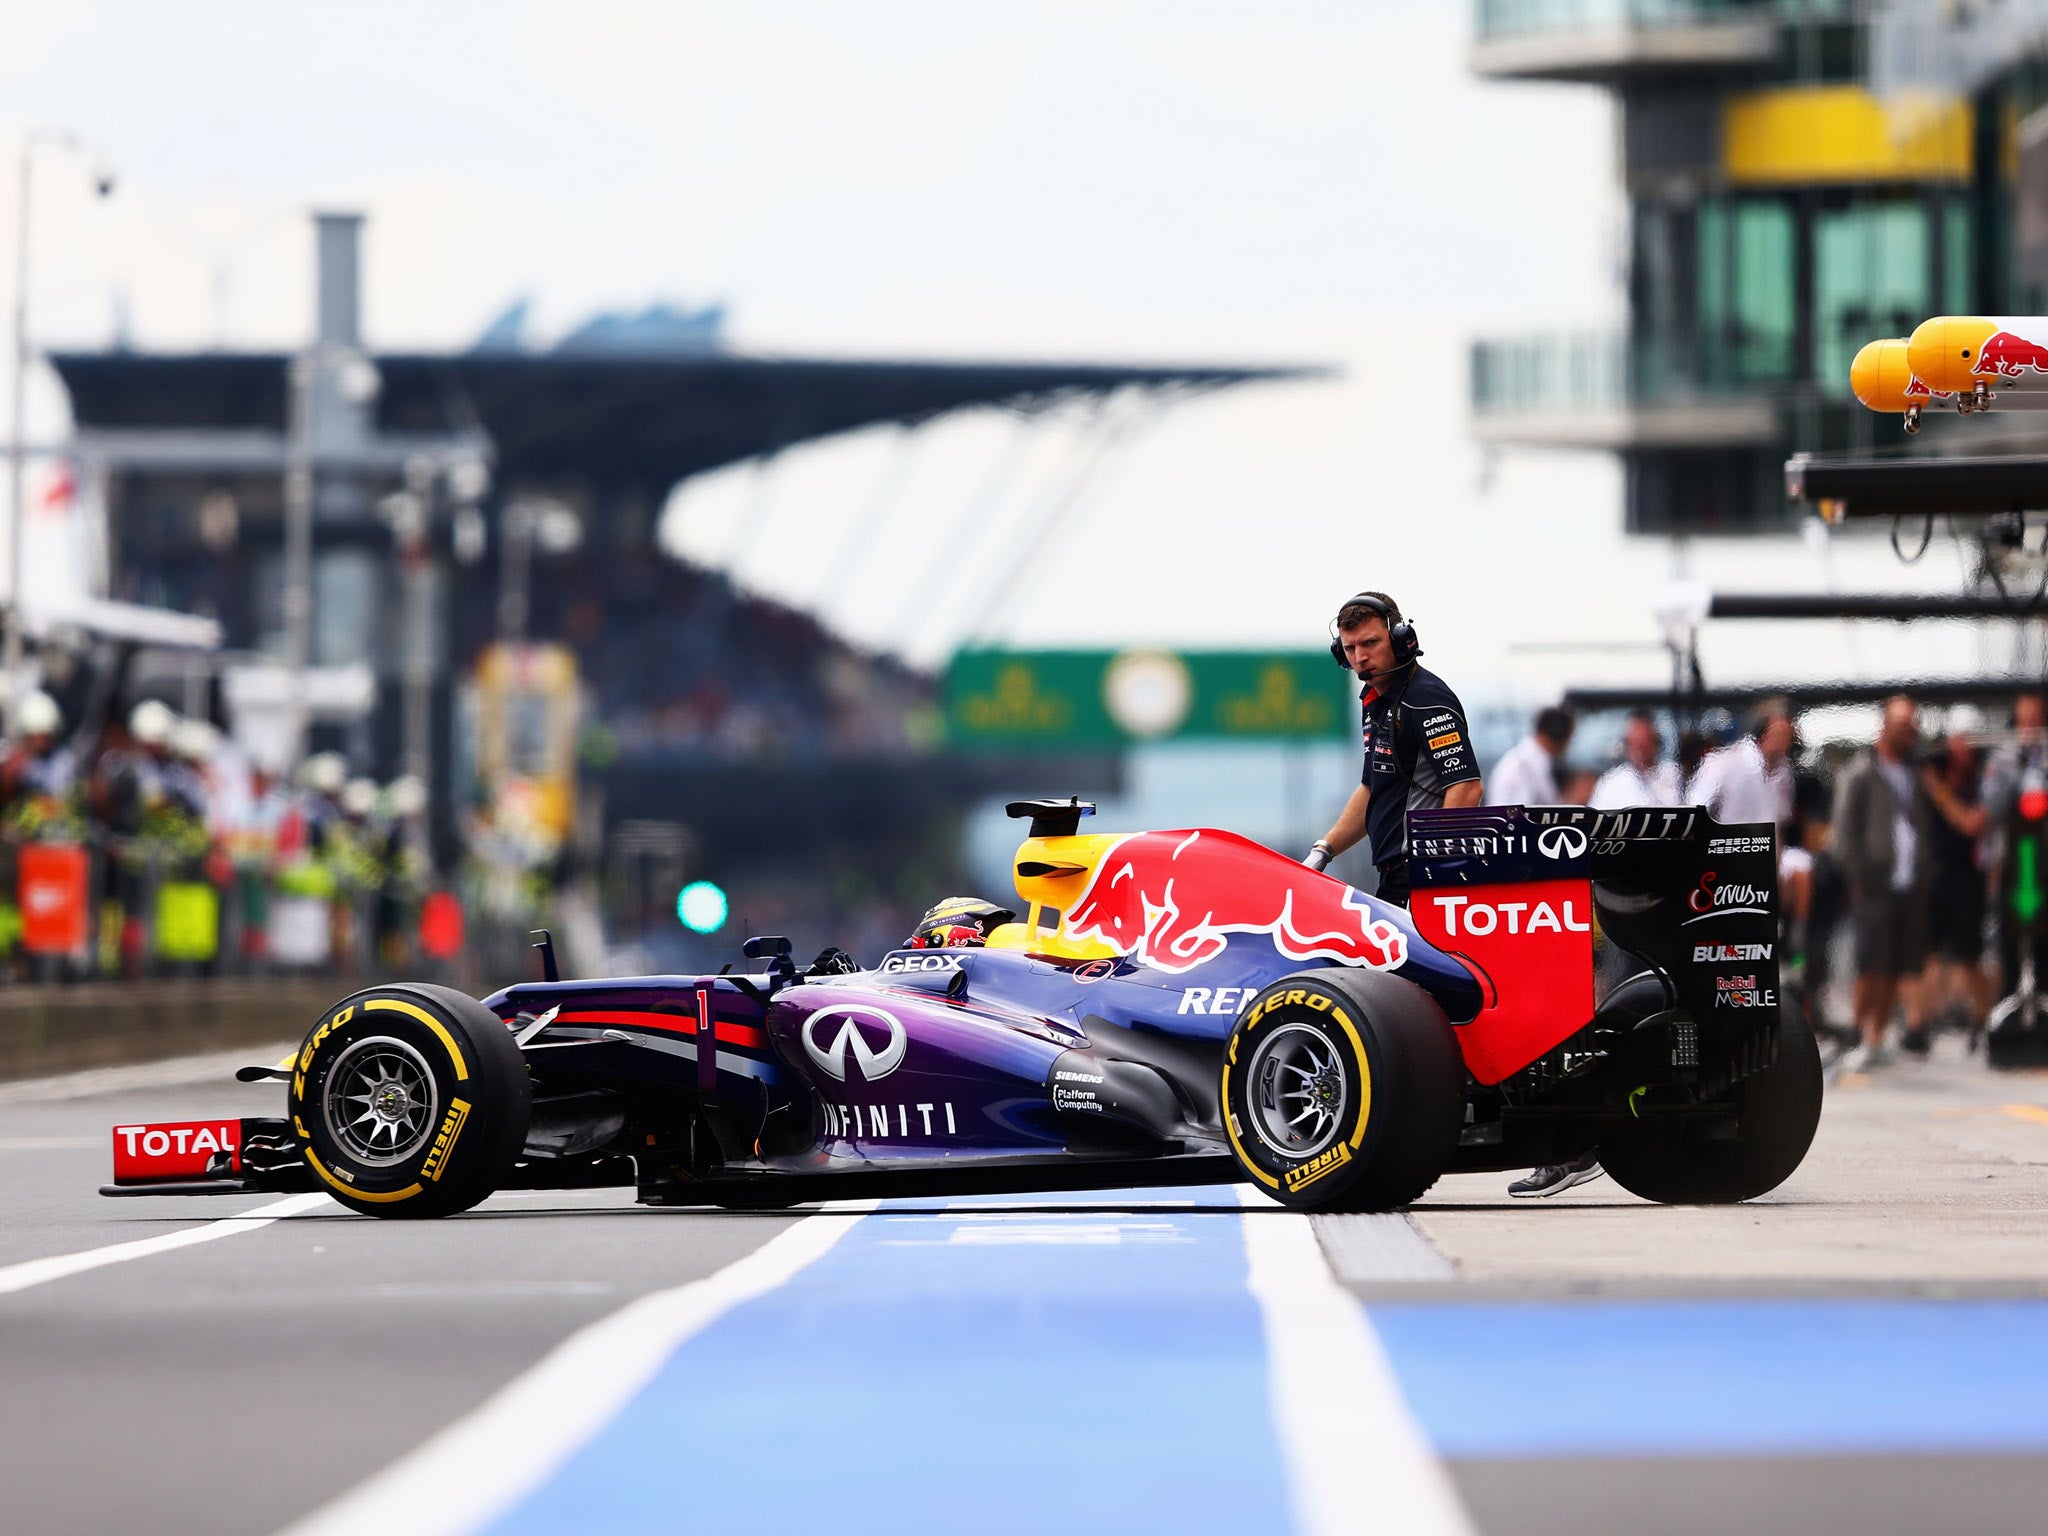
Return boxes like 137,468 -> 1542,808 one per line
1852,331 -> 2048,431
1909,316 -> 2048,392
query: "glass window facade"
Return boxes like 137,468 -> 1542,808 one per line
1681,189 -> 1969,393
1813,199 -> 1928,393
1697,197 -> 1798,381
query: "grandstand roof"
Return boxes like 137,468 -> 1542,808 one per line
50,349 -> 1317,486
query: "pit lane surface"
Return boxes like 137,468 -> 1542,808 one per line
3,1038 -> 2046,1535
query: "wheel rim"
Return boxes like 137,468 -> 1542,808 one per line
323,1035 -> 439,1166
1246,1023 -> 1348,1159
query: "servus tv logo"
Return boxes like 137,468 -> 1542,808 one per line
1681,871 -> 1770,925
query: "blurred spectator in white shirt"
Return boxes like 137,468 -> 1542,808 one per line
1485,706 -> 1575,808
1687,697 -> 1795,833
1589,711 -> 1684,810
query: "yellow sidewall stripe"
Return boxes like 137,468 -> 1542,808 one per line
365,997 -> 471,1081
1220,1059 -> 1281,1189
305,1148 -> 422,1204
1330,1004 -> 1374,1150
1222,986 -> 1376,1188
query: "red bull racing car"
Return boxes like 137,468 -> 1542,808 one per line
102,798 -> 1821,1215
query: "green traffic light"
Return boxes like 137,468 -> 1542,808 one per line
677,880 -> 729,934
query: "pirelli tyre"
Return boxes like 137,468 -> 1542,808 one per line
1221,968 -> 1464,1212
288,983 -> 530,1219
1599,1000 -> 1823,1205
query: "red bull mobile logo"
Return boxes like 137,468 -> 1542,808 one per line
1062,829 -> 1408,973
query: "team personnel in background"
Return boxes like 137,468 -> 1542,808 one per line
1304,591 -> 1481,909
1982,691 -> 2048,1004
1919,732 -> 1991,1052
1485,706 -> 1574,808
1833,695 -> 1935,1073
1687,697 -> 1796,835
1589,710 -> 1684,810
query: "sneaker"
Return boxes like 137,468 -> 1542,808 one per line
1841,1042 -> 1871,1074
1508,1149 -> 1605,1199
1901,1028 -> 1932,1057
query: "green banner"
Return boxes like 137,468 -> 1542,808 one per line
944,649 -> 1352,748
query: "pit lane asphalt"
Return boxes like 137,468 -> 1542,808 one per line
0,1065 -> 804,1536
3,1038 -> 2046,1536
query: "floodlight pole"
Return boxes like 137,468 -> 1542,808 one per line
6,130 -> 111,736
283,352 -> 315,770
400,456 -> 436,843
4,144 -> 33,735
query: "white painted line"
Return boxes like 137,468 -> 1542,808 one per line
1312,1212 -> 1458,1283
0,1193 -> 329,1297
278,1203 -> 877,1536
1240,1191 -> 1475,1536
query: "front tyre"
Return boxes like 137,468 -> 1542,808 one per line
1221,969 -> 1464,1212
288,984 -> 530,1218
1600,1001 -> 1823,1205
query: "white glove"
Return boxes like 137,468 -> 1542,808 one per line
1304,841 -> 1333,873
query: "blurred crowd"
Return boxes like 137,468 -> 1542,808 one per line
1486,691 -> 2048,1072
538,563 -> 937,766
0,691 -> 437,982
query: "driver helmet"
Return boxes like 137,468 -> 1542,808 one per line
907,896 -> 1016,949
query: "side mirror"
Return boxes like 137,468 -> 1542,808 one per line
742,935 -> 793,960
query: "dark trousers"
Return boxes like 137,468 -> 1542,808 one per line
1375,858 -> 1410,909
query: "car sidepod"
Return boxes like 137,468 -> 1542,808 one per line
765,967 -> 1082,1157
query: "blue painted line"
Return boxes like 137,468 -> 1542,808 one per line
1369,1298 -> 2048,1459
485,1186 -> 1296,1536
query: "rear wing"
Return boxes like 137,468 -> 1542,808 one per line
1408,804 -> 1778,1083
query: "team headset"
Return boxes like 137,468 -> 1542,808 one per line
1328,592 -> 1422,678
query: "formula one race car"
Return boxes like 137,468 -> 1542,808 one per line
102,798 -> 1821,1215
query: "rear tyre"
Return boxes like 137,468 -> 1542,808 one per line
1600,1001 -> 1823,1205
288,983 -> 530,1218
1221,968 -> 1464,1212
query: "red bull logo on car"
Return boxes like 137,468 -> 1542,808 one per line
1062,828 -> 1408,974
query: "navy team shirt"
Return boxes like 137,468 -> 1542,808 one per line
1361,663 -> 1480,868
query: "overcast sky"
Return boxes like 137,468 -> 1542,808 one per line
0,0 -> 1993,713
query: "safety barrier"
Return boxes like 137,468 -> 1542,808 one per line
0,978 -> 342,1081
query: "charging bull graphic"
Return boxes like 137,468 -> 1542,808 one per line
1062,829 -> 1408,974
1906,316 -> 2048,394
1975,330 -> 2048,380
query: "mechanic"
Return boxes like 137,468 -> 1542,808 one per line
1304,591 -> 1481,909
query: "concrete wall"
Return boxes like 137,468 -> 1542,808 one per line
0,981 -> 344,1081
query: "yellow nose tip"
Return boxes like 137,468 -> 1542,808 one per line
1850,338 -> 1915,413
